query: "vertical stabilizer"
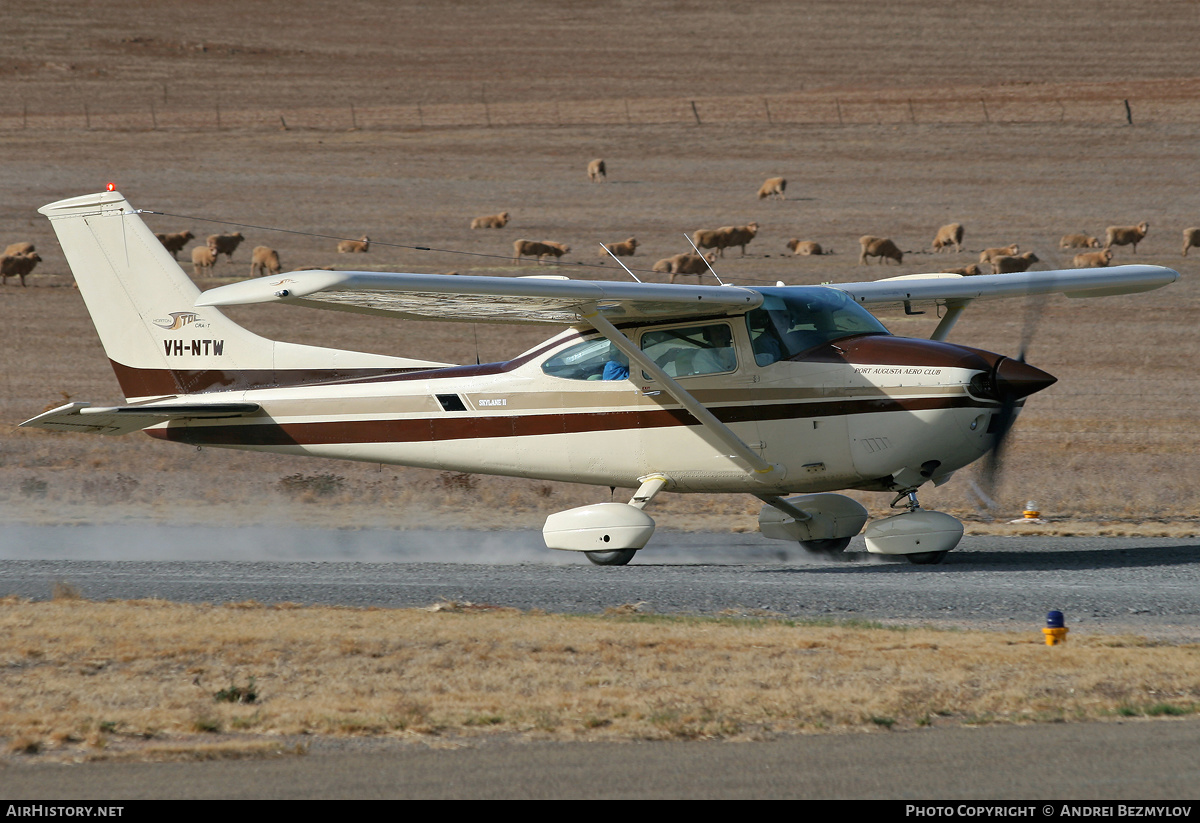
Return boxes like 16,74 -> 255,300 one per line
39,191 -> 447,401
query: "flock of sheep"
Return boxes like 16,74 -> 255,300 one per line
853,220 -> 1155,276
2,164 -> 1196,288
464,163 -> 1179,283
150,229 -> 370,278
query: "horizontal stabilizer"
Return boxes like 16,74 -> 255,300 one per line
20,401 -> 261,436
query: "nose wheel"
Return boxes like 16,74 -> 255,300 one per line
864,490 -> 962,564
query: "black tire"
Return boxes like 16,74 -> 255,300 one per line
585,549 -> 638,566
799,537 -> 853,555
906,551 -> 948,565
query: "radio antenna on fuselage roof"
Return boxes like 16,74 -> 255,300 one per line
684,234 -> 726,285
600,243 -> 642,282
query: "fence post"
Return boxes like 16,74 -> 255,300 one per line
1124,99 -> 1133,125
981,98 -> 990,124
764,98 -> 773,125
908,98 -> 916,124
690,100 -> 701,125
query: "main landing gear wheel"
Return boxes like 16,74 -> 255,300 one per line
799,537 -> 853,556
585,549 -> 638,566
905,551 -> 948,565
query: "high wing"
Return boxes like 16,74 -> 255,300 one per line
832,265 -> 1179,310
196,270 -> 763,325
196,266 -> 1179,326
21,402 -> 262,436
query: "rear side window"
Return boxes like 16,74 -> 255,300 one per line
639,322 -> 737,379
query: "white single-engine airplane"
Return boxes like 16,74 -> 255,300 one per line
22,191 -> 1180,564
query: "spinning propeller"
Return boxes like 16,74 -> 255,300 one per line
974,294 -> 1057,505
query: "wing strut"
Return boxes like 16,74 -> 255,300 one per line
581,306 -> 785,485
931,299 -> 971,342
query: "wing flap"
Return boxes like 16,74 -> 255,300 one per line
196,271 -> 763,325
20,402 -> 262,436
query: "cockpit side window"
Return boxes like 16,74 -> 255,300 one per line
541,338 -> 628,381
746,289 -> 889,364
639,322 -> 737,379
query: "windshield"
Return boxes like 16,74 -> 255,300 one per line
745,287 -> 889,365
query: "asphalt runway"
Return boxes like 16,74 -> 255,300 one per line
1,527 -> 1197,637
2,526 -> 1198,798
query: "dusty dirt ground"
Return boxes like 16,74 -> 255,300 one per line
1,0 -> 1198,534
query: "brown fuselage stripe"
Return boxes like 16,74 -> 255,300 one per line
147,395 -> 984,447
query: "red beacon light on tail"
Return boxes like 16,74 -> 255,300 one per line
105,182 -> 116,192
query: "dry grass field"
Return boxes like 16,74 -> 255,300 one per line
1,595 -> 1198,762
1,1 -> 1199,761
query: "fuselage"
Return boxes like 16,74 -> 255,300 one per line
143,289 -> 1041,496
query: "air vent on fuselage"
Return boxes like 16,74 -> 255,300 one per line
436,394 -> 467,412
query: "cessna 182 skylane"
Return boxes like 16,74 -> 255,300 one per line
22,191 -> 1180,564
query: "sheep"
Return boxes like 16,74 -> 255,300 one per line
600,237 -> 638,257
859,235 -> 903,265
587,159 -> 606,183
471,212 -> 509,229
191,245 -> 217,277
1060,233 -> 1101,249
1183,227 -> 1200,257
991,252 -> 1039,274
1073,249 -> 1113,268
692,224 -> 759,257
512,239 -> 570,264
3,242 -> 35,257
337,235 -> 370,253
940,264 -> 981,276
713,222 -> 759,257
663,252 -> 719,283
979,244 -> 1019,266
931,223 -> 964,253
1,252 -> 41,286
250,246 -> 282,277
155,230 -> 194,259
691,228 -> 726,256
757,177 -> 786,200
1105,221 -> 1149,253
207,232 -> 245,263
786,239 -> 824,256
